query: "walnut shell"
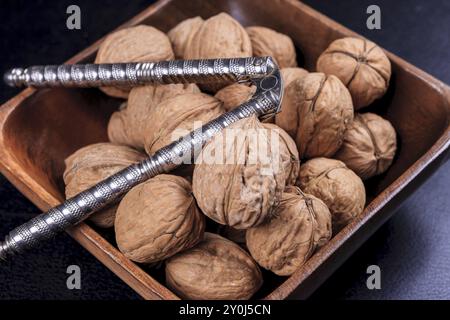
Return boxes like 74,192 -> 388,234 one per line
143,92 -> 224,155
275,73 -> 354,159
262,123 -> 300,186
246,26 -> 297,68
115,174 -> 205,264
184,13 -> 252,92
108,84 -> 200,150
335,113 -> 397,180
165,233 -> 263,300
317,37 -> 391,109
185,13 -> 252,60
214,83 -> 256,112
95,25 -> 174,98
193,116 -> 286,229
280,67 -> 308,87
246,186 -> 332,276
63,143 -> 146,228
297,158 -> 366,233
168,16 -> 204,59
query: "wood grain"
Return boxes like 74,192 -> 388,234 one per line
0,0 -> 448,300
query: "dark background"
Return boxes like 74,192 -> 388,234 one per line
0,0 -> 449,299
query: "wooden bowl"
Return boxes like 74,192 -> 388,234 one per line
0,0 -> 449,299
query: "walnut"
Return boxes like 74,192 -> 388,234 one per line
317,37 -> 391,109
280,67 -> 308,87
108,84 -> 200,150
63,143 -> 146,228
193,116 -> 286,229
262,123 -> 300,186
246,186 -> 332,276
184,13 -> 252,92
246,26 -> 297,68
184,13 -> 251,60
168,16 -> 204,59
165,233 -> 263,300
214,83 -> 256,112
275,73 -> 354,159
297,158 -> 366,233
115,174 -> 205,264
335,113 -> 397,180
143,92 -> 224,155
95,25 -> 174,98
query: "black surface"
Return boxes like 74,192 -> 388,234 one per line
0,0 -> 449,300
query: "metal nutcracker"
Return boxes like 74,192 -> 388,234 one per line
0,56 -> 283,260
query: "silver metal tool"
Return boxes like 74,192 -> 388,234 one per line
0,57 -> 283,260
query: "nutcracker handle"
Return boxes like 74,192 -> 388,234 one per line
0,58 -> 283,260
4,57 -> 273,88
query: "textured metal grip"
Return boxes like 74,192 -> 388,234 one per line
0,57 -> 282,260
4,57 -> 272,88
1,164 -> 147,253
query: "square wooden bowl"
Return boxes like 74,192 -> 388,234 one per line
0,0 -> 449,300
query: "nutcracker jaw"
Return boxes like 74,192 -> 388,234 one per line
0,57 -> 283,261
251,60 -> 283,121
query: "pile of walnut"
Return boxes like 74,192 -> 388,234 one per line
63,13 -> 397,300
